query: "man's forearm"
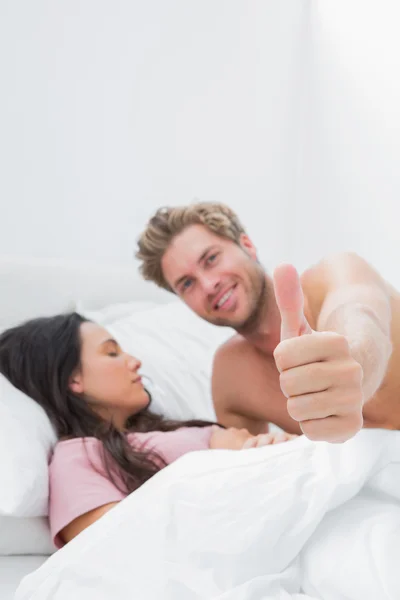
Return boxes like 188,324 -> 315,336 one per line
318,302 -> 392,402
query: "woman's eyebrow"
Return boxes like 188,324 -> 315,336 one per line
100,338 -> 118,347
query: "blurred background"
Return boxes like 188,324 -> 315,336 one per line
1,0 -> 399,283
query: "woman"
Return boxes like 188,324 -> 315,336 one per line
0,313 -> 296,548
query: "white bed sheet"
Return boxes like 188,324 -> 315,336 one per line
0,556 -> 48,600
15,429 -> 400,600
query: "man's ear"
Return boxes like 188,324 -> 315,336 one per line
69,370 -> 84,394
239,233 -> 257,260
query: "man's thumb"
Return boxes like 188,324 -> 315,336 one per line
273,263 -> 312,340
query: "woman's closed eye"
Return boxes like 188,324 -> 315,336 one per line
102,339 -> 121,357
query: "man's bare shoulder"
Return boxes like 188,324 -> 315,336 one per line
212,333 -> 276,392
300,252 -> 374,325
214,332 -> 259,364
301,252 -> 378,286
212,331 -> 299,434
212,335 -> 252,414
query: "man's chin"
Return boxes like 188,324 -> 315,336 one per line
206,310 -> 250,329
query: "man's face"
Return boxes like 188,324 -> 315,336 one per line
161,224 -> 266,329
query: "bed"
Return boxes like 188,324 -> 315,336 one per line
1,255 -> 400,600
0,557 -> 48,600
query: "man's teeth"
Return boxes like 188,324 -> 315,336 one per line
217,288 -> 234,308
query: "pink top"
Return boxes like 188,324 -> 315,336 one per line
49,426 -> 213,548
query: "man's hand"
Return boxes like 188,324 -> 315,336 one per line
272,264 -> 364,443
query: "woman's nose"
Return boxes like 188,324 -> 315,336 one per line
127,355 -> 141,371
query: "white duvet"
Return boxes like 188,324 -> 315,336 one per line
16,430 -> 400,600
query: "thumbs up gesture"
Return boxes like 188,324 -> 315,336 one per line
273,264 -> 364,443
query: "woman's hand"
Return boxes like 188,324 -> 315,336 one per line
241,430 -> 297,448
209,425 -> 297,450
209,426 -> 253,450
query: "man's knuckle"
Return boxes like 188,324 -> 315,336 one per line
273,347 -> 284,371
279,371 -> 292,396
300,421 -> 322,441
287,397 -> 302,421
340,360 -> 363,386
331,333 -> 350,355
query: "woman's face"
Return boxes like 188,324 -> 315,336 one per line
69,322 -> 150,428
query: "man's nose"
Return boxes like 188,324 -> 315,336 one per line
201,274 -> 220,294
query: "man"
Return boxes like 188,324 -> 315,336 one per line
136,202 -> 396,443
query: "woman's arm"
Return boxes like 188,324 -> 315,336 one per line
60,501 -> 119,544
209,425 -> 297,450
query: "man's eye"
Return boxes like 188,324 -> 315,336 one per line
182,279 -> 192,290
206,253 -> 217,264
108,351 -> 119,357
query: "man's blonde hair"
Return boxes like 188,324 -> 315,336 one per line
136,202 -> 247,291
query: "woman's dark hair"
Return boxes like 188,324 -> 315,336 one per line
0,312 -> 217,494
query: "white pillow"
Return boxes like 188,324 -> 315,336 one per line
0,517 -> 55,555
0,375 -> 56,518
75,300 -> 160,326
82,301 -> 233,421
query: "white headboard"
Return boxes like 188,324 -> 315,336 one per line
0,255 -> 173,330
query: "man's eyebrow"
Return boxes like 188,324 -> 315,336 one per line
173,246 -> 217,289
197,246 -> 216,265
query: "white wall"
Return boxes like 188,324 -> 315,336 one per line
0,0 -> 308,271
291,0 -> 400,285
2,1 -> 399,286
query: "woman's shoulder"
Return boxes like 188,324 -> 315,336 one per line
57,434 -> 95,442
50,435 -> 103,469
54,435 -> 99,448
